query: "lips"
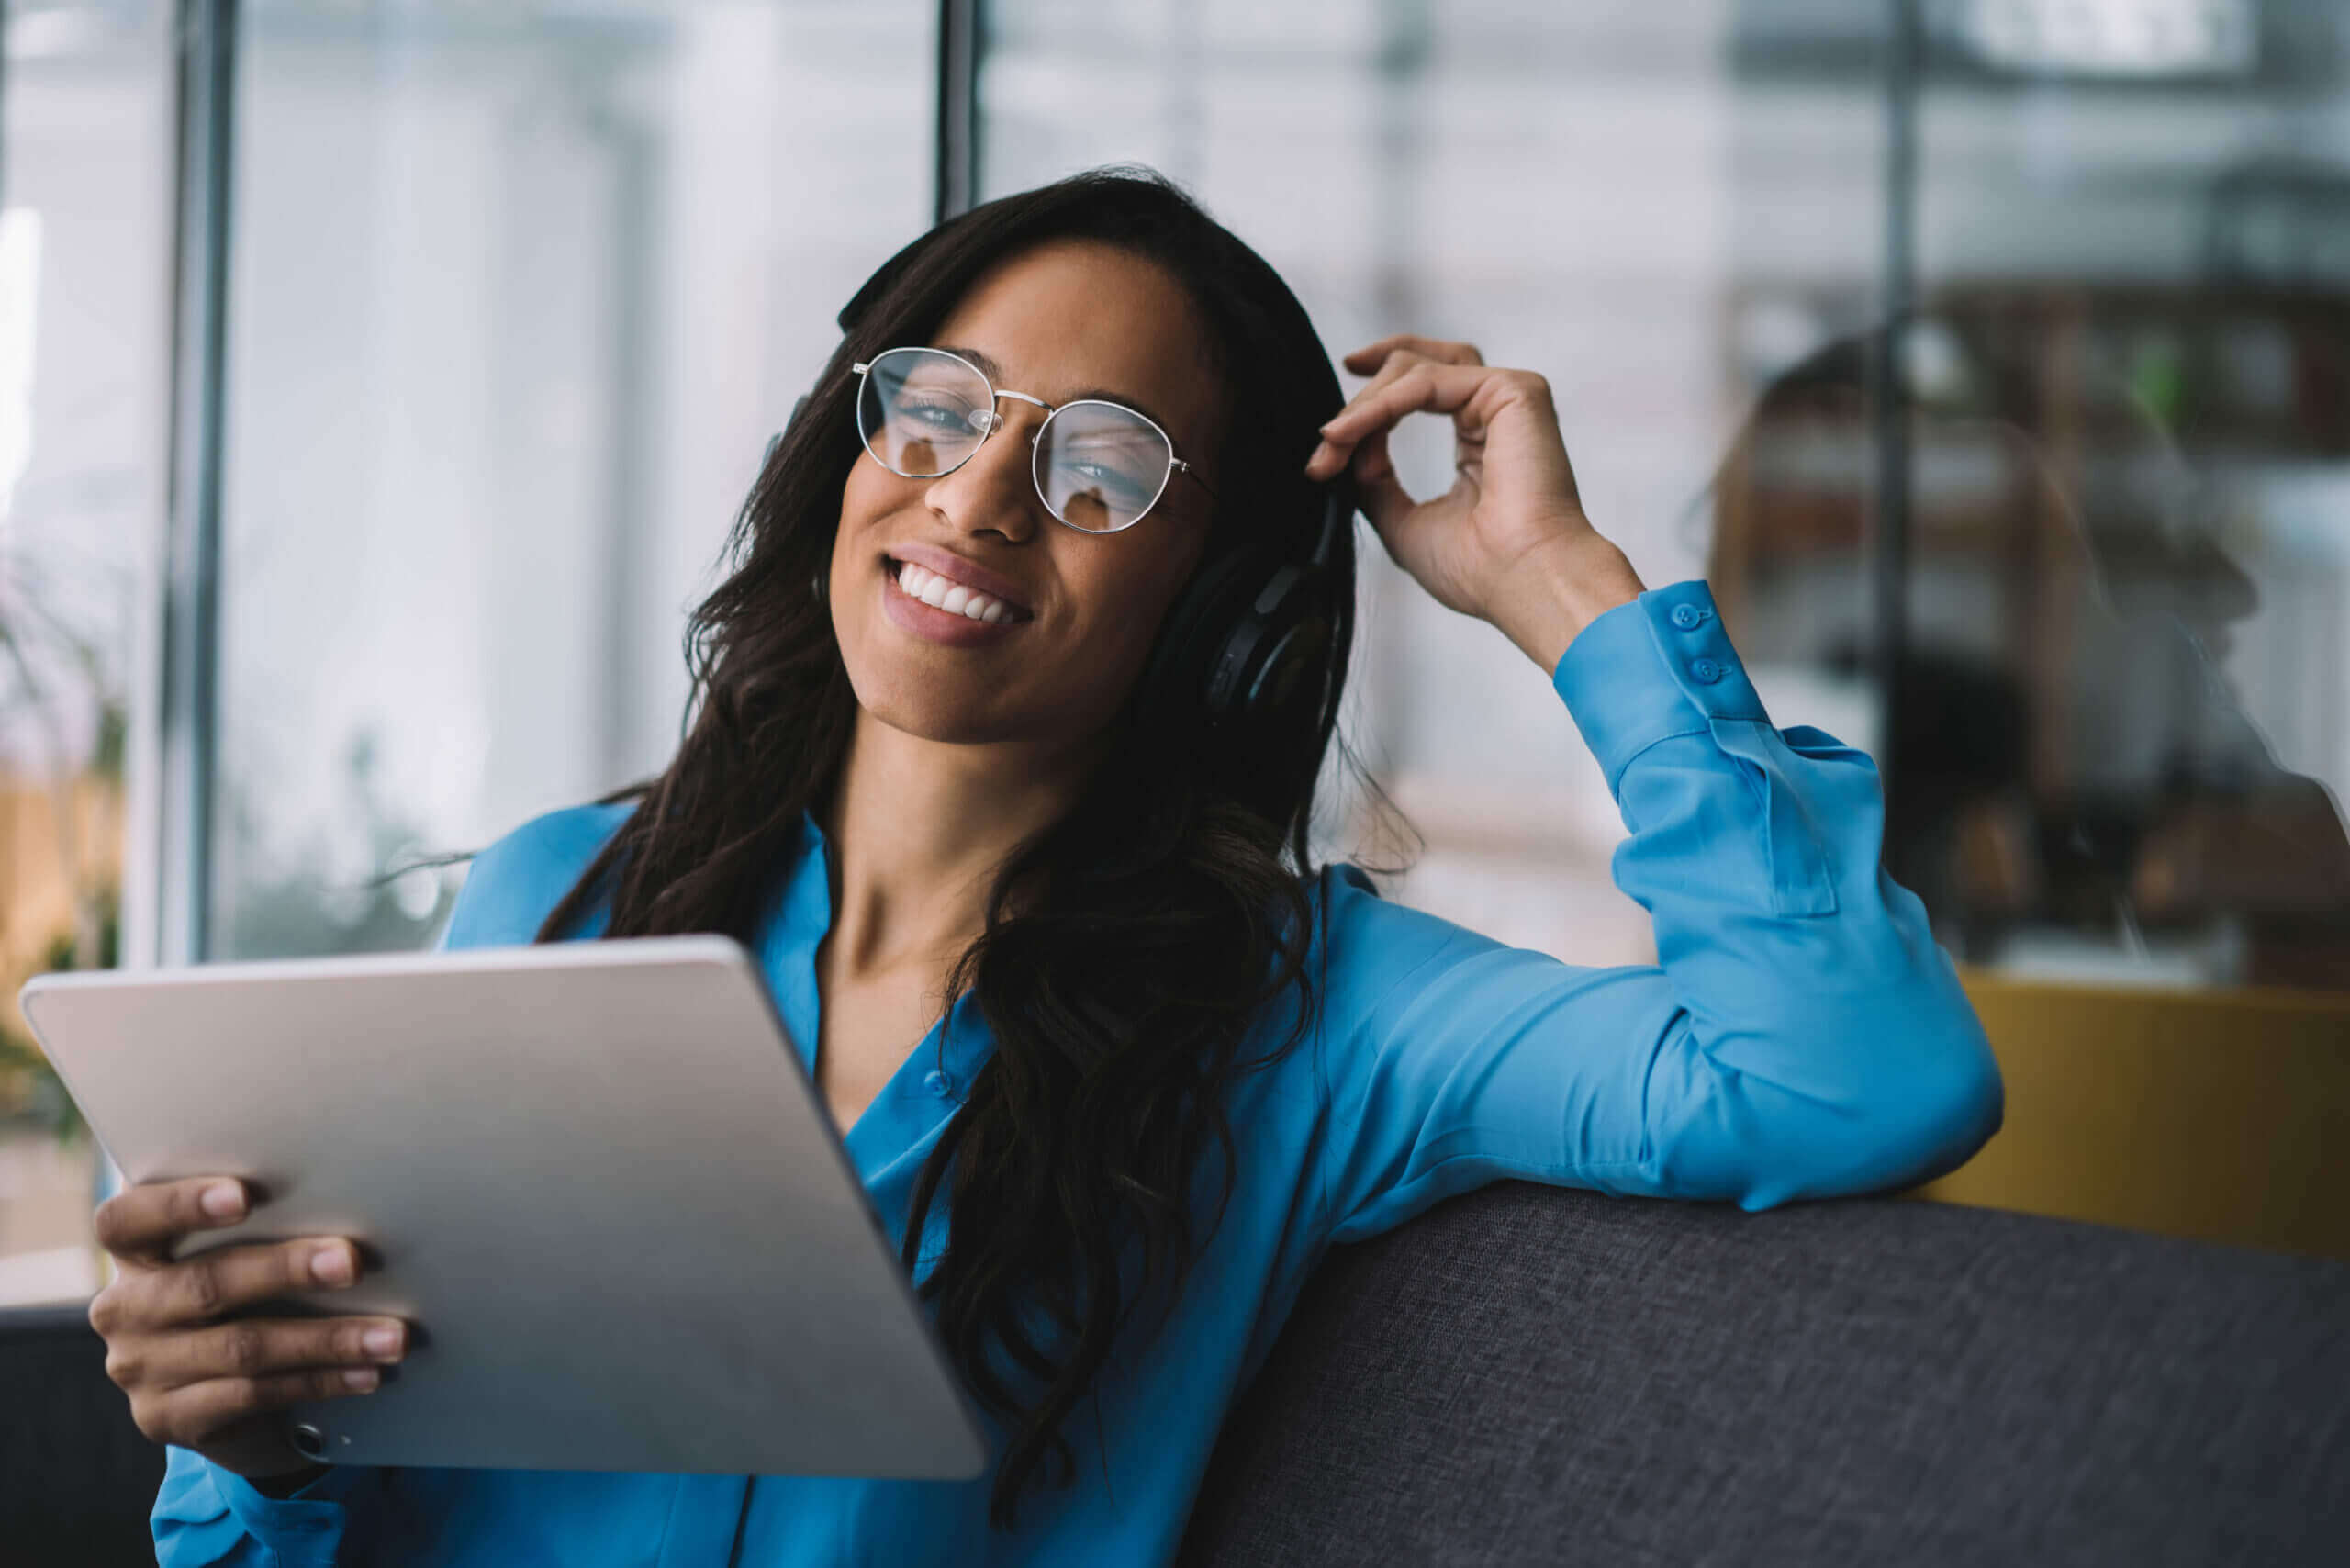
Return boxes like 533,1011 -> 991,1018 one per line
891,558 -> 1024,624
877,550 -> 1031,649
883,543 -> 1035,620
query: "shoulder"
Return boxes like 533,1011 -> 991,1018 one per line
441,801 -> 638,950
1308,863 -> 1505,1029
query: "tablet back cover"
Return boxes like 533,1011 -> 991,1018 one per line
22,936 -> 989,1478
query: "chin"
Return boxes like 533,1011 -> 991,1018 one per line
848,666 -> 1128,752
837,623 -> 1134,752
863,693 -> 1022,745
840,660 -> 1053,746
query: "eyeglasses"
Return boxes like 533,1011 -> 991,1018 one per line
851,346 -> 1217,534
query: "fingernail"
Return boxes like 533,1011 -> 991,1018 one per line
200,1182 -> 245,1221
363,1324 -> 403,1360
342,1367 -> 380,1393
310,1244 -> 355,1286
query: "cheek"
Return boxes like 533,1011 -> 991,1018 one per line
830,463 -> 908,611
832,465 -> 889,577
825,479 -> 901,702
1050,543 -> 1202,705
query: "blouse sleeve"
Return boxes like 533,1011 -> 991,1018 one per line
1314,579 -> 2003,1246
151,1445 -> 370,1568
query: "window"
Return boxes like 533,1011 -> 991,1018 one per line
0,0 -> 937,1305
0,0 -> 173,1304
213,0 -> 936,960
980,0 -> 2350,991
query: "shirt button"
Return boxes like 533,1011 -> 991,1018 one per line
1670,603 -> 1709,631
1688,657 -> 1723,684
923,1070 -> 956,1099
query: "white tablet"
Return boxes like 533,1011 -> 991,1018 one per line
18,935 -> 990,1479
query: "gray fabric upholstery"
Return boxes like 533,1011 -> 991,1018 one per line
1181,1184 -> 2350,1567
0,1303 -> 164,1565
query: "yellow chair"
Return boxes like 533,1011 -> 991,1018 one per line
1906,972 -> 2350,1260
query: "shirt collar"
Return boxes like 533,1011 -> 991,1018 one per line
752,808 -> 994,1096
754,810 -> 833,1076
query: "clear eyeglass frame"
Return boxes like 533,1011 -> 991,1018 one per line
850,345 -> 1217,533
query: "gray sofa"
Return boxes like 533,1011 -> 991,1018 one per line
8,1184 -> 2346,1564
1180,1183 -> 2350,1566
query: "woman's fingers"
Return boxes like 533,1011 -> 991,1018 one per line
1309,342 -> 1505,510
90,1237 -> 361,1339
1327,360 -> 1547,443
1341,335 -> 1485,373
1329,426 -> 1414,543
1304,355 -> 1438,480
93,1176 -> 250,1265
1310,359 -> 1526,482
130,1364 -> 385,1451
117,1315 -> 408,1394
162,1238 -> 362,1326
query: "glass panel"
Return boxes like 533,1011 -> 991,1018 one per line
212,0 -> 934,960
979,1 -> 1886,969
1895,1 -> 2350,990
980,0 -> 2350,994
0,0 -> 173,1303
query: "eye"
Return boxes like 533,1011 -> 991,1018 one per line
890,392 -> 988,433
1062,460 -> 1152,502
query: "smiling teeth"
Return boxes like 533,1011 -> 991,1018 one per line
897,560 -> 1016,624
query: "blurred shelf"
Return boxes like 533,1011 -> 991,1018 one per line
1731,279 -> 2350,462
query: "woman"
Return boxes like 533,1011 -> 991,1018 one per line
89,169 -> 2001,1566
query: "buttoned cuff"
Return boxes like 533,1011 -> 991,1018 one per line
1550,580 -> 1767,793
196,1451 -> 361,1565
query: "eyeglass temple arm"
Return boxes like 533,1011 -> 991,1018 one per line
1171,457 -> 1219,505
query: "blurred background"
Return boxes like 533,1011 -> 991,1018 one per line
4,0 -> 2347,1303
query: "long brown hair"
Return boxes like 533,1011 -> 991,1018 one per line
533,168 -> 1358,1524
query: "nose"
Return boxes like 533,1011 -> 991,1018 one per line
923,398 -> 1044,544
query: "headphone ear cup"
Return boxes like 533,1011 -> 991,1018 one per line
1234,610 -> 1330,726
1141,546 -> 1277,726
1143,486 -> 1349,733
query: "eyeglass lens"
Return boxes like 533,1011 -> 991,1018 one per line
856,347 -> 1174,532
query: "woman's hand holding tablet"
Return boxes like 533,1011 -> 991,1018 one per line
88,1175 -> 408,1481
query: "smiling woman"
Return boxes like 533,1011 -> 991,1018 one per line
97,168 -> 2002,1568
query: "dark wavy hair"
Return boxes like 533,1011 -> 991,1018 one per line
532,168 -> 1358,1525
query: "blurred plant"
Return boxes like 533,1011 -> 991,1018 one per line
220,728 -> 457,960
0,542 -> 128,1143
0,907 -> 116,1142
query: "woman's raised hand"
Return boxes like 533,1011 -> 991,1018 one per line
87,1176 -> 407,1479
1305,335 -> 1644,670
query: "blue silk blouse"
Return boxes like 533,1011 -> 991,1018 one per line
154,580 -> 2003,1566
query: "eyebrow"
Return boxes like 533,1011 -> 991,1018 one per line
932,343 -> 1188,449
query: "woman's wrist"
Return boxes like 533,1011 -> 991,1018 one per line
1481,531 -> 1646,674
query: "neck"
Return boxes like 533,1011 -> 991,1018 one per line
818,709 -> 1097,980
